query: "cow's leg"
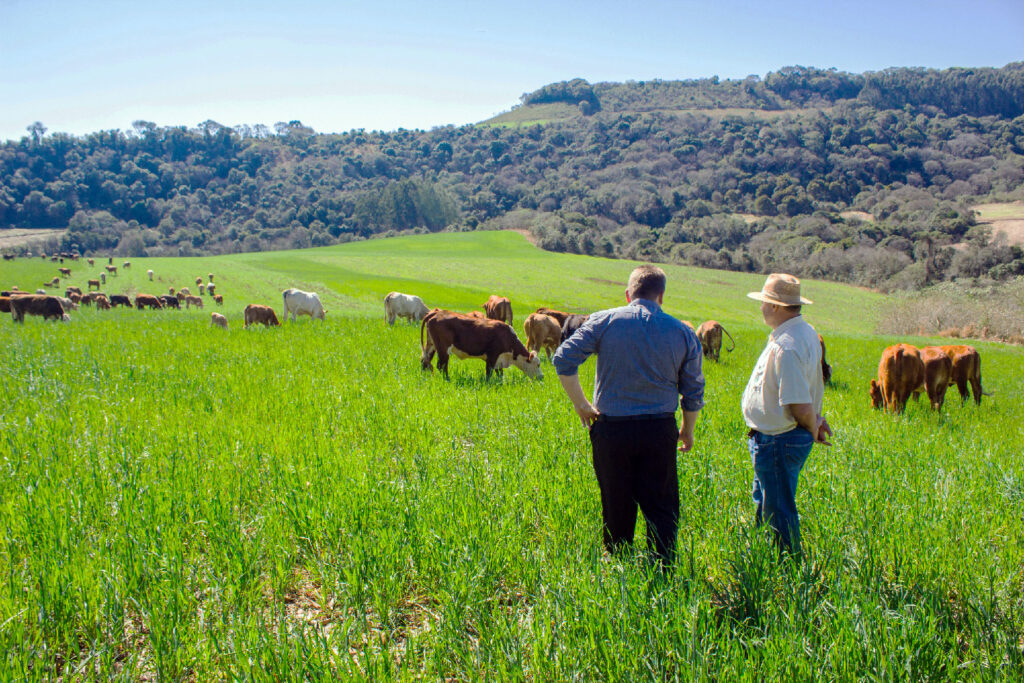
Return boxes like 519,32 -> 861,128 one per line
969,375 -> 982,405
955,377 -> 969,403
436,347 -> 450,380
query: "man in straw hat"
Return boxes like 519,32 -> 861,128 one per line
553,264 -> 704,567
742,273 -> 831,555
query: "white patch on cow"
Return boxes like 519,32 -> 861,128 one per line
495,351 -> 513,369
449,345 -> 485,361
513,352 -> 543,379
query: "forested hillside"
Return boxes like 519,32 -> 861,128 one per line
3,63 -> 1024,290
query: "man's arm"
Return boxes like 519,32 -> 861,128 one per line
677,332 -> 705,452
558,374 -> 600,428
678,409 -> 699,452
789,403 -> 832,446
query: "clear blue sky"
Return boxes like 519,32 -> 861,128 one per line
2,0 -> 1022,142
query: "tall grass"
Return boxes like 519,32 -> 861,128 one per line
1,233 -> 1022,679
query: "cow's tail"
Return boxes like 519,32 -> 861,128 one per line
722,325 -> 735,352
384,292 -> 394,322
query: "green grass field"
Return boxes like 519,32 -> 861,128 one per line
2,232 -> 1022,680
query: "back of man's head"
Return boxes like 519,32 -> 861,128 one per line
627,265 -> 667,301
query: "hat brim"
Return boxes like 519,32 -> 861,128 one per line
746,291 -> 813,306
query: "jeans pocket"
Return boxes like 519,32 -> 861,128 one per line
783,440 -> 812,471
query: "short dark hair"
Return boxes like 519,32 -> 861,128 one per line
627,265 -> 667,300
782,304 -> 802,314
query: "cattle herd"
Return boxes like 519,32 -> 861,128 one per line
2,255 -> 991,416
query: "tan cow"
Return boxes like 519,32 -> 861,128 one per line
244,304 -> 280,327
939,345 -> 987,405
696,320 -> 735,362
524,313 -> 562,360
870,344 -> 925,414
213,294 -> 224,306
483,295 -> 513,325
185,295 -> 204,309
211,312 -> 228,329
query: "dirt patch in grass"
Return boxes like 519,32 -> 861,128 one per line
840,210 -> 875,223
0,228 -> 66,249
973,202 -> 1024,246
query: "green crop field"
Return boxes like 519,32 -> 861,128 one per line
2,231 -> 1022,680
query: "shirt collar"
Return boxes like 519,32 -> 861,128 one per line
770,314 -> 802,340
630,298 -> 662,313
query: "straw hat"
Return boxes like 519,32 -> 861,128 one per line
746,273 -> 813,306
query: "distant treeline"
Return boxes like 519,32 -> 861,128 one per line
3,63 -> 1024,290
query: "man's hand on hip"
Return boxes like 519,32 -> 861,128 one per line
574,402 -> 600,428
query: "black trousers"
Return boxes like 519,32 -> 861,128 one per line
589,416 -> 679,564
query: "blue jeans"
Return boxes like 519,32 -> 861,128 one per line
749,427 -> 814,554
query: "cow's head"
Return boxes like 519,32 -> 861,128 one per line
513,351 -> 543,380
869,379 -> 883,409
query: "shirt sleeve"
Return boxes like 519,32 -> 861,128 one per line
677,332 -> 706,412
552,315 -> 599,376
775,347 -> 812,406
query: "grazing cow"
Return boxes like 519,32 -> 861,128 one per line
110,294 -> 132,308
95,295 -> 110,310
939,345 -> 987,405
135,294 -> 163,310
0,297 -> 10,313
45,277 -> 60,287
560,314 -> 590,344
159,295 -> 180,309
123,261 -> 131,269
282,288 -> 326,321
10,295 -> 66,323
100,273 -> 106,284
58,267 -> 71,277
198,283 -> 206,295
214,294 -> 223,306
168,287 -> 176,296
211,312 -> 228,329
105,265 -> 117,276
147,269 -> 153,281
176,291 -> 186,303
180,287 -> 191,296
2,254 -> 14,261
69,292 -> 82,304
914,346 -> 953,411
535,307 -> 572,326
57,296 -> 79,311
384,291 -> 429,325
87,258 -> 94,266
819,334 -> 833,385
65,286 -> 82,297
244,304 -> 280,327
524,313 -> 562,360
483,295 -> 513,325
870,344 -> 925,414
195,277 -> 202,286
185,295 -> 204,309
696,320 -> 735,362
208,273 -> 214,282
421,309 -> 541,380
206,284 -> 215,296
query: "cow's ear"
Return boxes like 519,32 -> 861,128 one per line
529,351 -> 537,362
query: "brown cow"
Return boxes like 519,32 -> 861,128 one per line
211,312 -> 228,329
159,295 -> 180,309
87,258 -> 94,266
195,277 -> 202,286
176,291 -> 186,303
213,294 -> 224,306
135,294 -> 163,310
123,261 -> 131,269
105,265 -> 117,276
465,310 -> 485,318
681,320 -> 696,331
870,344 -> 925,414
95,295 -> 110,310
185,295 -> 204,309
535,307 -> 571,326
244,304 -> 280,327
483,295 -> 513,325
421,309 -> 541,380
69,292 -> 82,304
208,273 -> 214,282
45,277 -> 60,287
198,283 -> 206,295
819,334 -> 833,385
10,295 -> 66,323
939,345 -> 987,405
168,287 -> 176,295
65,286 -> 82,297
0,297 -> 10,313
913,346 -> 952,411
180,287 -> 191,296
524,313 -> 562,360
58,267 -> 71,277
696,320 -> 735,362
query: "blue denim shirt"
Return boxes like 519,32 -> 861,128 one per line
552,299 -> 705,416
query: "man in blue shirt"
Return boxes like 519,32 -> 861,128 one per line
553,265 -> 705,565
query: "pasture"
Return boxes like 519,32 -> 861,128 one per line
2,231 -> 1023,680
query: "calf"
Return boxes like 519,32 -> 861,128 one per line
696,320 -> 735,362
206,284 -> 216,296
195,277 -> 202,286
213,294 -> 224,306
483,295 -> 513,325
105,265 -> 117,276
244,304 -> 280,327
524,313 -> 562,360
110,294 -> 132,308
384,291 -> 428,325
95,295 -> 110,310
870,344 -> 925,414
198,283 -> 206,295
87,258 -> 94,266
100,273 -> 106,284
185,295 -> 204,309
10,295 -> 66,323
58,267 -> 71,277
123,261 -> 131,269
211,312 -> 228,329
915,346 -> 953,411
169,287 -> 176,296
208,272 -> 214,282
421,309 -> 541,380
135,294 -> 163,310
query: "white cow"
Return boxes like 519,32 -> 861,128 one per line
282,288 -> 327,321
384,291 -> 429,325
